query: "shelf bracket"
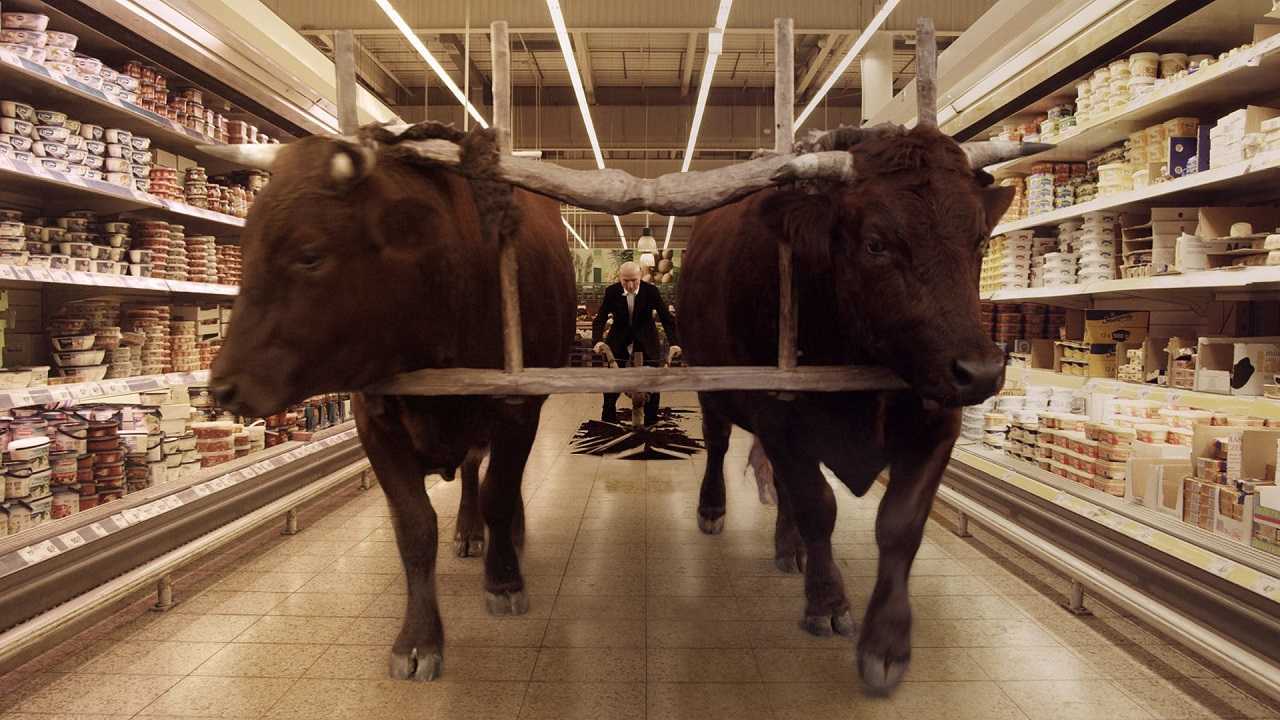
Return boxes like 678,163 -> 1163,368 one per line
1064,578 -> 1092,616
282,508 -> 299,535
150,575 -> 174,612
955,512 -> 972,538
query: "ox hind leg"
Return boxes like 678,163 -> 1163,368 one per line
453,446 -> 487,557
696,392 -> 731,534
359,414 -> 444,681
480,398 -> 542,615
755,431 -> 855,637
858,407 -> 960,694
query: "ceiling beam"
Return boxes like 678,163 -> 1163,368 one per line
796,33 -> 840,99
439,32 -> 488,98
679,32 -> 697,97
800,32 -> 855,103
571,31 -> 596,104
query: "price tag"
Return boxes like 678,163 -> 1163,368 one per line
121,508 -> 147,524
100,380 -> 131,396
160,495 -> 183,511
57,531 -> 87,550
28,268 -> 52,282
18,540 -> 62,564
4,389 -> 32,409
109,512 -> 129,528
49,270 -> 72,283
0,265 -> 15,280
86,522 -> 110,538
47,386 -> 73,403
71,383 -> 101,401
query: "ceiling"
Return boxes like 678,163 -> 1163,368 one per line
259,0 -> 1002,247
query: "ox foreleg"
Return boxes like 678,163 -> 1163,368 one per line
695,392 -> 731,534
453,445 -> 487,557
858,408 -> 959,694
480,399 -> 541,615
755,433 -> 854,638
359,412 -> 444,682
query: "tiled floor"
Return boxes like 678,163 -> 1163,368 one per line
2,393 -> 1278,720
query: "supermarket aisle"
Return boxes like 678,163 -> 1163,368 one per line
1,393 -> 1277,720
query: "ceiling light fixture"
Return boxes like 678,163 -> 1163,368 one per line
562,217 -> 590,250
664,0 -> 734,250
546,0 -> 627,246
794,0 -> 901,130
373,0 -> 488,128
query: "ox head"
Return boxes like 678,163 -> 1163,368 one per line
768,123 -> 1015,407
210,135 -> 458,417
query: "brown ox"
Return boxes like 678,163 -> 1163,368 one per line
209,126 -> 575,681
681,123 -> 1015,693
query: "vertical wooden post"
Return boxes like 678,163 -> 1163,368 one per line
492,20 -> 523,374
334,30 -> 359,134
774,18 -> 797,371
492,21 -> 512,153
915,17 -> 937,128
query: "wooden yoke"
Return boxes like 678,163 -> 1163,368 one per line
774,18 -> 798,372
491,20 -> 524,374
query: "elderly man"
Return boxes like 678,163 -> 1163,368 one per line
592,261 -> 680,425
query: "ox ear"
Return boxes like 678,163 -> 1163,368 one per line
760,192 -> 839,267
326,140 -> 377,192
979,185 -> 1016,234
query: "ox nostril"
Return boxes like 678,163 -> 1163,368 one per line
951,357 -> 1004,400
211,380 -> 238,407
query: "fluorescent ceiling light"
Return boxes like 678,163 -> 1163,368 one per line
373,0 -> 488,128
794,0 -> 900,130
562,217 -> 590,249
664,0 -> 734,250
546,0 -> 627,247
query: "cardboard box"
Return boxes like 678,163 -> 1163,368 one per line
1196,124 -> 1212,171
1215,486 -> 1259,545
1190,422 -> 1280,485
2,332 -> 44,367
1196,207 -> 1280,240
1127,456 -> 1190,511
1167,137 -> 1197,176
1084,311 -> 1149,344
1232,340 -> 1280,396
1196,337 -> 1235,394
1254,486 -> 1280,557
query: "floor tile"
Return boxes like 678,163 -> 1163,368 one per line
192,643 -> 328,678
766,682 -> 899,720
1000,680 -> 1155,720
648,682 -> 777,720
647,620 -> 755,649
532,648 -> 646,682
551,594 -> 646,620
69,641 -> 225,676
541,619 -> 645,647
520,682 -> 644,720
234,616 -> 351,644
128,614 -> 257,643
967,646 -> 1100,681
647,649 -> 761,682
138,675 -> 295,717
10,674 -> 180,715
891,681 -> 1030,720
267,593 -> 378,617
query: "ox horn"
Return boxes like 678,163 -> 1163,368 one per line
198,143 -> 282,172
385,139 -> 856,216
961,140 -> 1054,169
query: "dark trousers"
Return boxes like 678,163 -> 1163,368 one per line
603,349 -> 660,424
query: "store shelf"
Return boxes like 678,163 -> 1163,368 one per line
1005,366 -> 1280,421
982,266 -> 1280,305
0,47 -> 250,175
0,369 -> 210,412
992,149 -> 1280,235
0,156 -> 245,234
0,264 -> 236,299
954,444 -> 1280,597
986,33 -> 1280,176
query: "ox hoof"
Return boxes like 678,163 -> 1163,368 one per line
801,608 -> 855,638
858,649 -> 910,695
774,551 -> 806,574
389,648 -> 443,682
698,514 -> 725,535
485,590 -> 529,616
454,537 -> 485,558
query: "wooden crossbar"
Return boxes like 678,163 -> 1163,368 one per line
371,366 -> 908,396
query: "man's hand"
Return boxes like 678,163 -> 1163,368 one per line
593,342 -> 609,355
667,345 -> 683,364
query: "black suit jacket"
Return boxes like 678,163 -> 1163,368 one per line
592,281 -> 678,362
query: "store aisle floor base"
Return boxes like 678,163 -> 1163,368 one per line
0,393 -> 1275,720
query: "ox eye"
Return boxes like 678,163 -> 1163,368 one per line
865,238 -> 888,256
296,250 -> 324,272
